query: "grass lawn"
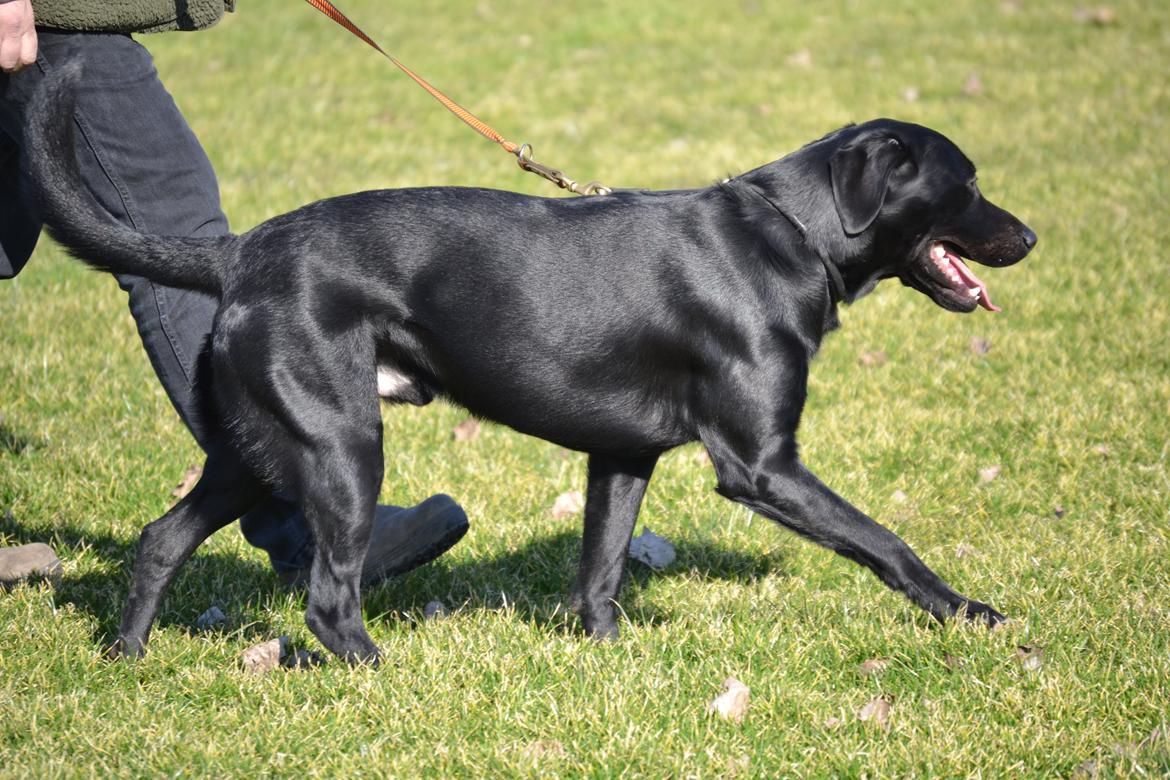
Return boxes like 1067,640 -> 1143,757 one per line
2,0 -> 1169,776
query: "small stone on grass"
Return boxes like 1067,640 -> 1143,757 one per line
628,529 -> 676,570
196,606 -> 227,631
1016,644 -> 1044,672
282,648 -> 325,670
423,600 -> 448,621
241,636 -> 288,674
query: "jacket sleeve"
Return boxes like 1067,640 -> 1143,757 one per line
29,0 -> 231,33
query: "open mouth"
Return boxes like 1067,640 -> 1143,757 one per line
922,241 -> 1000,313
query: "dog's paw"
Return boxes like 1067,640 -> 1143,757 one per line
107,636 -> 146,661
958,600 -> 1007,628
577,603 -> 621,641
340,649 -> 381,668
584,621 -> 620,642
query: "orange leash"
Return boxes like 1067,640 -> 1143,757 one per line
301,0 -> 611,195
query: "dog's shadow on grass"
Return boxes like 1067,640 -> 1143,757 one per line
368,529 -> 788,634
0,511 -> 276,647
2,510 -> 786,647
0,421 -> 39,456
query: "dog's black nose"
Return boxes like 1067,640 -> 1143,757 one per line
1021,226 -> 1038,251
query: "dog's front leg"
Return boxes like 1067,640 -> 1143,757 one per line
707,437 -> 1005,626
571,453 -> 659,640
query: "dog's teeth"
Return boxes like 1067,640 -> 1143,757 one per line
931,245 -> 946,259
968,286 -> 981,298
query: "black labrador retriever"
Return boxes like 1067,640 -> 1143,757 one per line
26,63 -> 1035,663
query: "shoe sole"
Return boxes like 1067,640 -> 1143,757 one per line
362,514 -> 469,586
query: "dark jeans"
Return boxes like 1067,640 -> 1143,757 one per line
0,31 -> 312,572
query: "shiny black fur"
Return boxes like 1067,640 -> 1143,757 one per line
26,62 -> 1035,663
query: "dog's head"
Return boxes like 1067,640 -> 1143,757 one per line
828,119 -> 1036,312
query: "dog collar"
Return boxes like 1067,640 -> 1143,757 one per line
748,185 -> 847,304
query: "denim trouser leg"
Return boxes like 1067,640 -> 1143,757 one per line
0,31 -> 312,572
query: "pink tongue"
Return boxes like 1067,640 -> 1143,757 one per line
948,253 -> 1000,312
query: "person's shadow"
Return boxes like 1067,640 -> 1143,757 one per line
0,508 -> 787,652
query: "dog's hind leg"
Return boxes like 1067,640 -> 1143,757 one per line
571,453 -> 659,640
112,447 -> 264,658
296,424 -> 384,666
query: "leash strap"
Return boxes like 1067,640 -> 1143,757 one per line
302,0 -> 611,195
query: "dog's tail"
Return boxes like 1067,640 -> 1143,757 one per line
24,60 -> 234,295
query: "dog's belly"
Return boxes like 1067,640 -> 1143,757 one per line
450,369 -> 692,455
377,357 -> 688,454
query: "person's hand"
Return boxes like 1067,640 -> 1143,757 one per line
0,0 -> 37,74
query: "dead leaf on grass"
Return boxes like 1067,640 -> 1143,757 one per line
550,490 -> 585,520
970,336 -> 992,355
1075,6 -> 1116,25
956,543 -> 979,559
519,739 -> 567,761
1091,443 -> 1110,456
944,653 -> 967,671
786,49 -> 813,67
1054,505 -> 1067,519
452,418 -> 480,442
859,350 -> 888,367
962,73 -> 984,96
979,465 -> 1002,483
901,86 -> 920,103
890,489 -> 909,503
171,465 -> 201,503
694,448 -> 712,467
1072,759 -> 1099,779
1139,725 -> 1168,749
858,658 -> 889,676
707,677 -> 750,724
858,696 -> 892,730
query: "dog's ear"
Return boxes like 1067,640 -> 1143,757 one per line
829,135 -> 906,236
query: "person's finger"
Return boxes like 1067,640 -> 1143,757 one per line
18,27 -> 36,69
0,39 -> 18,73
0,0 -> 33,73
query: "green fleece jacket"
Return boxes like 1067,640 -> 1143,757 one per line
31,0 -> 234,33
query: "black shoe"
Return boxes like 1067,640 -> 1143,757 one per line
278,495 -> 469,589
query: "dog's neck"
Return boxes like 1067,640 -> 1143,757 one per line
742,182 -> 847,304
737,160 -> 890,307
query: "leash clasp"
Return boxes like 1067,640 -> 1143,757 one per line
515,144 -> 612,197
